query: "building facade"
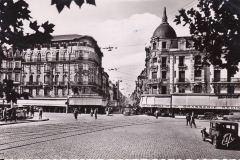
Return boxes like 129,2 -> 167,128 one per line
138,8 -> 240,115
0,35 -> 110,113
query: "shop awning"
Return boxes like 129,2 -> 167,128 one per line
155,97 -> 171,105
17,99 -> 67,107
69,98 -> 103,106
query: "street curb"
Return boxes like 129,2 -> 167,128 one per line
0,118 -> 49,126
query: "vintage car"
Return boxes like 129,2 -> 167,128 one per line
198,112 -> 216,120
201,121 -> 239,149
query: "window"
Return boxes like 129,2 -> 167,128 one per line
74,74 -> 78,82
63,88 -> 66,96
54,88 -> 58,95
29,88 -> 32,95
152,72 -> 157,79
36,88 -> 40,96
194,85 -> 202,93
15,73 -> 20,82
44,75 -> 50,83
63,75 -> 68,85
56,52 -> 59,61
162,86 -> 167,94
55,75 -> 59,85
162,57 -> 166,67
179,71 -> 185,82
44,87 -> 50,96
36,75 -> 40,83
8,73 -> 12,80
46,52 -> 51,61
152,86 -> 157,94
214,70 -> 220,82
195,55 -> 201,64
195,70 -> 201,77
15,62 -> 20,68
174,71 -> 176,78
153,58 -> 157,63
30,53 -> 33,62
214,86 -> 221,94
162,71 -> 166,79
162,42 -> 167,48
228,86 -> 235,94
179,56 -> 185,66
37,65 -> 41,72
153,42 -> 157,50
29,75 -> 33,83
174,56 -> 176,64
37,53 -> 41,62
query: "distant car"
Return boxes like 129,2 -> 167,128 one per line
201,121 -> 239,149
225,113 -> 240,122
198,112 -> 216,120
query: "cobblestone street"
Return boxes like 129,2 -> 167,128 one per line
0,113 -> 240,159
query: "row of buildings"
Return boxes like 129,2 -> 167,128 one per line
0,35 -> 123,113
133,8 -> 240,115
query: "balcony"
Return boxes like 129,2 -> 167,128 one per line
194,62 -> 202,67
160,64 -> 168,70
147,78 -> 161,85
44,69 -> 51,72
176,78 -> 189,83
26,82 -> 33,85
59,82 -> 68,86
178,63 -> 188,70
194,77 -> 202,81
212,78 -> 240,83
33,82 -> 42,85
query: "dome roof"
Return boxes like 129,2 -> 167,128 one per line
152,7 -> 177,39
153,24 -> 177,39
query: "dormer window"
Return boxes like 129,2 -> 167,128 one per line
162,42 -> 166,49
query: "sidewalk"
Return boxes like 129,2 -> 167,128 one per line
0,116 -> 49,126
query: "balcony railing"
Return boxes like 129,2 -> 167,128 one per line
178,63 -> 188,70
160,64 -> 168,70
194,77 -> 202,81
212,78 -> 240,82
147,78 -> 161,84
26,82 -> 33,85
59,82 -> 68,85
177,78 -> 189,83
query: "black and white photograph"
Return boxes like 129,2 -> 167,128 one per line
0,0 -> 240,159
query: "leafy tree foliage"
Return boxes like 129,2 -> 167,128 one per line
0,79 -> 32,106
174,0 -> 240,80
52,0 -> 96,13
0,0 -> 55,61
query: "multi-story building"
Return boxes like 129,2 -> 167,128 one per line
0,34 -> 110,113
138,8 -> 240,115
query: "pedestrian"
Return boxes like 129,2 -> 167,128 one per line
90,108 -> 93,117
74,108 -> 78,120
84,108 -> 87,114
155,110 -> 159,119
3,107 -> 8,122
11,107 -> 17,122
30,106 -> 34,117
39,108 -> 43,119
186,113 -> 191,126
26,106 -> 30,117
190,112 -> 197,128
94,108 -> 98,120
23,108 -> 26,118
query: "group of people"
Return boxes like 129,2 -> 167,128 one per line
186,112 -> 197,128
2,107 -> 17,122
73,108 -> 98,120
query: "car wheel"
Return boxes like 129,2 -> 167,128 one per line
213,136 -> 220,149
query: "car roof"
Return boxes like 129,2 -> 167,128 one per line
210,120 -> 238,125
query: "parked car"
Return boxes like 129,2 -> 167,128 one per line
201,121 -> 239,149
224,112 -> 240,122
198,112 -> 216,120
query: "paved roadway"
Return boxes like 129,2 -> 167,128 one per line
0,113 -> 239,159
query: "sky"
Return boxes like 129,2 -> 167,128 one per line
24,0 -> 197,96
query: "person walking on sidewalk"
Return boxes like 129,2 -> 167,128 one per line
90,108 -> 93,117
84,108 -> 87,114
94,108 -> 98,120
190,112 -> 197,128
186,113 -> 191,126
74,108 -> 79,120
26,106 -> 30,117
11,107 -> 17,122
39,108 -> 43,119
155,110 -> 159,119
3,107 -> 8,122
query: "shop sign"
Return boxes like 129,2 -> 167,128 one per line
222,106 -> 240,110
141,104 -> 170,108
218,94 -> 240,99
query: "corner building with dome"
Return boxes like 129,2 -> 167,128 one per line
138,8 -> 240,115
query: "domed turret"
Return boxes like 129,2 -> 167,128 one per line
152,7 -> 177,39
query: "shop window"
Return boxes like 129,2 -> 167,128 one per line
152,72 -> 157,79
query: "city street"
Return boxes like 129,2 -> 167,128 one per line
0,113 -> 239,159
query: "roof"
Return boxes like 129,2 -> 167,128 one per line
210,120 -> 238,124
52,34 -> 83,41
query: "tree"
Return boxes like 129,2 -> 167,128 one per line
174,0 -> 240,93
52,0 -> 96,13
0,0 -> 55,64
0,79 -> 32,108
